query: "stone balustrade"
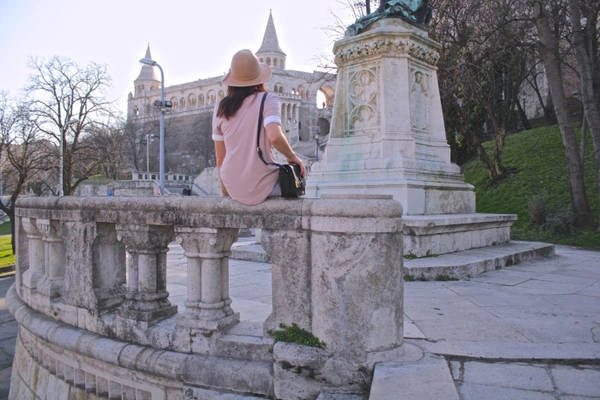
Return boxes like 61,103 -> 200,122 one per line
9,195 -> 404,399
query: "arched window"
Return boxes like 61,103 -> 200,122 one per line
199,94 -> 205,106
188,94 -> 197,107
207,90 -> 216,104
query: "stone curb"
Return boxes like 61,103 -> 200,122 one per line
406,338 -> 600,362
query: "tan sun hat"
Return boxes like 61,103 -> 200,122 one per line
223,49 -> 272,87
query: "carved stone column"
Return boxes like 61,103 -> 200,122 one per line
21,218 -> 44,290
116,224 -> 176,323
36,219 -> 65,299
175,227 -> 239,331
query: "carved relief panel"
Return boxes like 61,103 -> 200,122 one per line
348,67 -> 379,135
409,67 -> 431,131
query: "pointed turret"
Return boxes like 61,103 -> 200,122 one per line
134,44 -> 161,96
256,10 -> 286,70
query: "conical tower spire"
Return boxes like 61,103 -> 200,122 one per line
256,10 -> 286,70
134,44 -> 161,96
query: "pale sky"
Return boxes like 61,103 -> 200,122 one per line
0,0 -> 357,115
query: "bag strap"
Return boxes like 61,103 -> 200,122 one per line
256,92 -> 278,166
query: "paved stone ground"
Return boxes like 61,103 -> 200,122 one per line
400,245 -> 600,399
1,243 -> 599,399
0,276 -> 16,400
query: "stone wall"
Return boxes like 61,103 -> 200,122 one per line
9,195 -> 403,399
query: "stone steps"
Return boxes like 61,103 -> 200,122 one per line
403,240 -> 555,280
232,239 -> 555,281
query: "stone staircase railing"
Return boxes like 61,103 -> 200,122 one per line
9,195 -> 404,399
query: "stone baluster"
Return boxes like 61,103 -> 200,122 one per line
116,224 -> 177,323
21,218 -> 44,291
36,219 -> 66,299
175,227 -> 239,331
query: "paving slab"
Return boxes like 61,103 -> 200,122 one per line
551,364 -> 600,398
369,353 -> 459,400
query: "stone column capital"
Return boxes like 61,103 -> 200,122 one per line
116,224 -> 174,251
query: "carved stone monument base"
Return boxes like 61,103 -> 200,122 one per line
308,18 -> 516,255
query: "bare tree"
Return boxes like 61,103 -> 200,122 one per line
0,95 -> 53,251
430,0 -> 534,180
568,0 -> 600,227
26,56 -> 113,195
532,0 -> 595,228
85,119 -> 128,180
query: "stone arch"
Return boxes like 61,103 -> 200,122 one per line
170,96 -> 178,110
317,117 -> 330,135
188,93 -> 197,107
199,94 -> 205,106
207,90 -> 217,105
318,84 -> 335,108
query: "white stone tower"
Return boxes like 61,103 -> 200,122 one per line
133,45 -> 161,97
256,10 -> 286,70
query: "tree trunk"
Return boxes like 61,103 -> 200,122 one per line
569,0 -> 600,229
516,99 -> 532,130
481,100 -> 507,182
533,1 -> 595,228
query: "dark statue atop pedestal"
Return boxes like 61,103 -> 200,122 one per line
346,0 -> 433,36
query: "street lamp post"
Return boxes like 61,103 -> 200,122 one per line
145,133 -> 152,175
59,118 -> 78,196
139,57 -> 166,195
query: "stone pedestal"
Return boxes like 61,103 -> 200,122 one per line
307,18 -> 515,255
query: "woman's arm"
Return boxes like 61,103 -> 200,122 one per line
265,122 -> 306,177
214,140 -> 229,196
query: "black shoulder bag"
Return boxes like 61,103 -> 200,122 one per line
256,93 -> 305,198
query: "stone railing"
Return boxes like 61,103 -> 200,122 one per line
9,195 -> 404,399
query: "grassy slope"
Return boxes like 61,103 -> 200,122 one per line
461,125 -> 600,249
0,235 -> 14,268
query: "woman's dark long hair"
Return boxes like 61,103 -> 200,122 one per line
217,84 -> 266,119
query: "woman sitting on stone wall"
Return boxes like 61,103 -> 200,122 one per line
212,49 -> 305,205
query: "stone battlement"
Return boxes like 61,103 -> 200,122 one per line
9,195 -> 404,399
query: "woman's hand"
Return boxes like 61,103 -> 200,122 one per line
287,154 -> 306,177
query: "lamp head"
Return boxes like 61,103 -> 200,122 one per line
139,58 -> 157,66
